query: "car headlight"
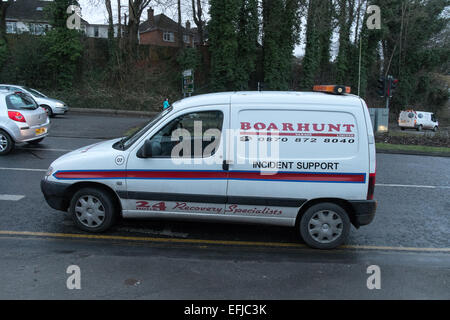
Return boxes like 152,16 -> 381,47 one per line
55,102 -> 64,108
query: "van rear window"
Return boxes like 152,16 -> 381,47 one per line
6,93 -> 38,110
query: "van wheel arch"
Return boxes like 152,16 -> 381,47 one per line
64,182 -> 123,217
295,198 -> 358,229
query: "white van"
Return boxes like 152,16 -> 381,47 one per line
398,110 -> 438,131
41,87 -> 377,249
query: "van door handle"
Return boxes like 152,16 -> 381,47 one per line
222,160 -> 232,171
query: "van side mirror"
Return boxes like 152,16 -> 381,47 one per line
137,140 -> 153,158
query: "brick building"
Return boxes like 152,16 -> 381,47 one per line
139,8 -> 194,47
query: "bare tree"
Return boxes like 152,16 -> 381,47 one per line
191,0 -> 204,45
0,0 -> 13,41
127,0 -> 152,55
177,0 -> 183,48
105,0 -> 114,40
117,0 -> 122,38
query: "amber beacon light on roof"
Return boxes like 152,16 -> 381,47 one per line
313,85 -> 351,95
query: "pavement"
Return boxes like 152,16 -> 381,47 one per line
0,112 -> 449,300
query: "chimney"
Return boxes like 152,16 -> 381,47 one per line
147,8 -> 154,23
185,20 -> 191,30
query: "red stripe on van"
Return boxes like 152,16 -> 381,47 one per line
54,171 -> 127,179
228,171 -> 365,182
127,170 -> 228,179
54,170 -> 365,183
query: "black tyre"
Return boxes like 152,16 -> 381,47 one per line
0,130 -> 14,155
42,105 -> 53,117
433,126 -> 438,132
417,125 -> 423,131
400,127 -> 405,131
69,187 -> 117,232
27,138 -> 45,145
299,202 -> 351,249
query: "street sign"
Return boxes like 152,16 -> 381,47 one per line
182,69 -> 194,96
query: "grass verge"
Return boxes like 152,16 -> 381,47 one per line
376,143 -> 450,155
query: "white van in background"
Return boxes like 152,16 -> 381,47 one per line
41,86 -> 377,249
398,110 -> 438,131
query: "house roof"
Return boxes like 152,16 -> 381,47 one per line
139,13 -> 191,34
6,0 -> 89,25
5,0 -> 50,22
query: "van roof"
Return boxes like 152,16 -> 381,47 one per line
173,91 -> 364,110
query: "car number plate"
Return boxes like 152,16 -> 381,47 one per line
35,127 -> 47,135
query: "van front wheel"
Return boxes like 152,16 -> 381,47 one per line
69,188 -> 116,233
299,203 -> 350,249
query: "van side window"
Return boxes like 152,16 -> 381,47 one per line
148,111 -> 223,158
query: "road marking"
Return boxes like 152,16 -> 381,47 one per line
1,167 -> 449,191
17,147 -> 72,152
0,167 -> 449,189
0,230 -> 449,253
376,183 -> 450,189
0,195 -> 25,201
117,227 -> 189,238
0,167 -> 47,172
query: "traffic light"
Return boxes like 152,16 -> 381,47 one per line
389,78 -> 399,98
377,77 -> 386,97
385,76 -> 399,98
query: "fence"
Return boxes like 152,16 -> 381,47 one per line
369,108 -> 389,133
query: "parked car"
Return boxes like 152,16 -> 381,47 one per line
398,110 -> 438,131
0,84 -> 69,117
41,86 -> 376,250
0,91 -> 50,155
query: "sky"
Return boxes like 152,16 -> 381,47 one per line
77,0 -> 306,56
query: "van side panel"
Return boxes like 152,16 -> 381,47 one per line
228,102 -> 370,223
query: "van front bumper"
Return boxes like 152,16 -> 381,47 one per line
41,179 -> 70,211
349,200 -> 377,228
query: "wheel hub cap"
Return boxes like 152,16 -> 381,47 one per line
75,195 -> 105,228
0,135 -> 7,152
308,210 -> 343,244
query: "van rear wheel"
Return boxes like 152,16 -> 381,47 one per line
299,203 -> 350,249
69,188 -> 116,232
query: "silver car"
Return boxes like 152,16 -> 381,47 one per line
0,84 -> 69,117
0,91 -> 50,155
